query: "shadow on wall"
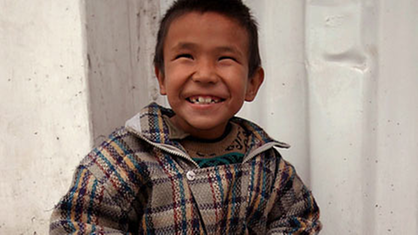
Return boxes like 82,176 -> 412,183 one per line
85,0 -> 162,146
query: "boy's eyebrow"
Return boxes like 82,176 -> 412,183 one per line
172,42 -> 244,56
215,46 -> 243,56
172,42 -> 198,51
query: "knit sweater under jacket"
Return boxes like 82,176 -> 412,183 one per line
50,102 -> 322,234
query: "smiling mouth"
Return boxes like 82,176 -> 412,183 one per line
187,96 -> 224,104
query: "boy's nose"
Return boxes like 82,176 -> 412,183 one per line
191,60 -> 218,84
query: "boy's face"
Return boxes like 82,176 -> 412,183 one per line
155,12 -> 264,139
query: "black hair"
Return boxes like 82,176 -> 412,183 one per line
153,0 -> 261,78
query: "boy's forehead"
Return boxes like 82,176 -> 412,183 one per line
165,11 -> 248,45
169,11 -> 245,34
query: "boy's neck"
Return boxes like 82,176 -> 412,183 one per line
184,123 -> 232,143
169,115 -> 229,140
164,115 -> 231,141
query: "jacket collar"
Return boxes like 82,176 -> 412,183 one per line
125,102 -> 290,157
125,102 -> 176,146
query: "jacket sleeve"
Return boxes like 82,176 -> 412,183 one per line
266,158 -> 322,235
50,165 -> 136,234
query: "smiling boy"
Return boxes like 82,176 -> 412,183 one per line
155,11 -> 263,140
50,0 -> 321,234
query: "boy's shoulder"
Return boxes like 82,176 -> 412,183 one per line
79,127 -> 156,184
76,126 -> 159,207
88,127 -> 146,159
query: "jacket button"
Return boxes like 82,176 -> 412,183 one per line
186,171 -> 196,181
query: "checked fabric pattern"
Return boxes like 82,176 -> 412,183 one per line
50,103 -> 322,234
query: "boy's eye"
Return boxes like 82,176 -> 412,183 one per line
175,54 -> 193,60
219,56 -> 236,62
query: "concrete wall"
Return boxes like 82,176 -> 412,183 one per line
85,0 -> 165,145
0,0 -> 92,233
1,0 -> 417,234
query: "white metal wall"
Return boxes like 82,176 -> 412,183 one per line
248,1 -> 418,234
0,0 -> 417,234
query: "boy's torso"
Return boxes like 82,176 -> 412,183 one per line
81,103 -> 290,234
85,126 -> 285,234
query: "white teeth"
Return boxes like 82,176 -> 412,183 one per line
189,96 -> 220,104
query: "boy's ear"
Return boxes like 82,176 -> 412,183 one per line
245,67 -> 264,102
154,66 -> 167,95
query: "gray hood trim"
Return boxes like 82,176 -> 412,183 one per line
125,112 -> 142,133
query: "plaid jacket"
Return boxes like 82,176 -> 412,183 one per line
50,103 -> 321,234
